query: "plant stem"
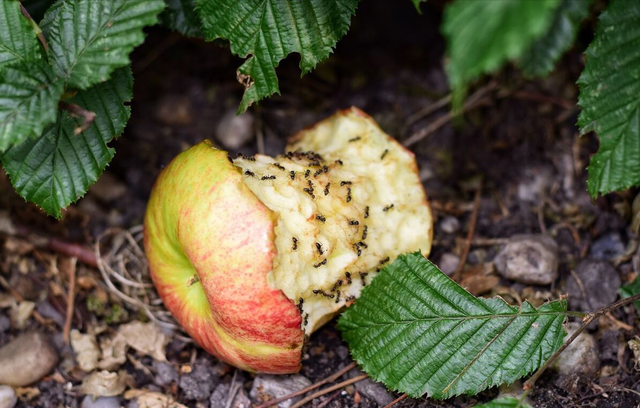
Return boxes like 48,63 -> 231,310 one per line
19,3 -> 49,52
59,102 -> 97,134
524,292 -> 640,390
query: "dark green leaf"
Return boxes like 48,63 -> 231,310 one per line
443,0 -> 560,98
195,0 -> 359,113
412,0 -> 426,14
338,252 -> 567,399
475,397 -> 531,408
0,59 -> 63,152
1,67 -> 132,218
42,0 -> 165,89
0,0 -> 41,70
520,0 -> 593,78
619,276 -> 640,313
578,0 -> 640,197
161,0 -> 202,37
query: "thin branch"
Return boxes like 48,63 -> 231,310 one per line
524,292 -> 640,390
62,257 -> 78,344
19,3 -> 49,52
383,393 -> 407,408
453,181 -> 482,282
405,94 -> 451,127
255,362 -> 357,408
289,374 -> 369,408
403,82 -> 496,147
59,102 -> 97,135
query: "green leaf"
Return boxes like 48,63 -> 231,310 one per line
578,0 -> 640,197
619,276 -> 640,313
475,397 -> 531,408
337,252 -> 567,399
42,0 -> 164,89
412,0 -> 426,14
0,59 -> 63,152
1,67 -> 132,218
520,0 -> 593,78
443,0 -> 560,96
161,0 -> 202,37
195,0 -> 359,113
0,0 -> 41,70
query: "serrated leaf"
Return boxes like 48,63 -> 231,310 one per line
578,0 -> 640,197
443,0 -> 560,97
196,0 -> 359,113
337,252 -> 567,399
619,276 -> 640,313
520,0 -> 593,78
475,397 -> 531,408
1,67 -> 132,218
161,0 -> 202,37
0,0 -> 41,70
0,59 -> 63,152
42,0 -> 164,89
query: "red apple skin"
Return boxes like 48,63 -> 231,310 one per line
144,140 -> 304,373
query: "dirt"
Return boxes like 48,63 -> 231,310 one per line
1,0 -> 640,407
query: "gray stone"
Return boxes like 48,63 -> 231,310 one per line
210,383 -> 229,408
0,386 -> 16,408
216,110 -> 255,150
81,396 -> 121,408
336,346 -> 350,361
250,374 -> 311,408
565,260 -> 621,311
349,369 -> 394,406
494,234 -> 558,285
0,316 -> 9,334
0,332 -> 58,386
590,232 -> 625,260
439,216 -> 460,234
153,361 -> 178,386
554,323 -> 600,377
438,253 -> 460,276
179,358 -> 219,400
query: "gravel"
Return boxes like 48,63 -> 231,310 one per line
0,332 -> 59,386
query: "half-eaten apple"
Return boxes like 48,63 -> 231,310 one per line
144,107 -> 433,373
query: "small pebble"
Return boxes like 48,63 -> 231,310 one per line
179,357 -> 219,401
349,369 -> 394,406
0,316 -> 10,334
494,234 -> 558,285
250,375 -> 311,408
216,110 -> 255,150
438,253 -> 460,276
0,332 -> 58,386
0,386 -> 16,408
589,232 -> 625,260
554,323 -> 600,377
81,396 -> 121,408
565,259 -> 621,311
153,361 -> 178,387
439,216 -> 460,234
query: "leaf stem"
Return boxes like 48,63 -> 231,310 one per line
524,292 -> 640,390
19,2 -> 49,52
59,102 -> 97,134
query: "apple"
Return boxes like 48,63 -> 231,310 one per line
144,107 -> 433,373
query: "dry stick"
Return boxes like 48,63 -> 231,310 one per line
452,182 -> 482,283
255,362 -> 357,408
19,3 -> 49,52
524,292 -> 640,390
405,94 -> 452,127
0,275 -> 49,325
383,393 -> 408,408
289,374 -> 369,408
59,102 -> 97,134
316,389 -> 343,408
62,257 -> 78,344
403,81 -> 496,147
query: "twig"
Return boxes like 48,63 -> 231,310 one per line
405,94 -> 451,127
63,257 -> 78,344
452,182 -> 482,282
59,102 -> 97,135
0,275 -> 49,325
403,82 -> 496,147
316,389 -> 343,408
524,292 -> 640,390
383,393 -> 407,408
225,370 -> 239,408
289,375 -> 369,408
255,362 -> 357,408
19,3 -> 49,52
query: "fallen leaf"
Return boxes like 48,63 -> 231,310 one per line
124,389 -> 188,408
71,330 -> 100,372
98,333 -> 128,371
10,301 -> 35,329
80,370 -> 128,397
628,338 -> 640,370
118,321 -> 168,362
